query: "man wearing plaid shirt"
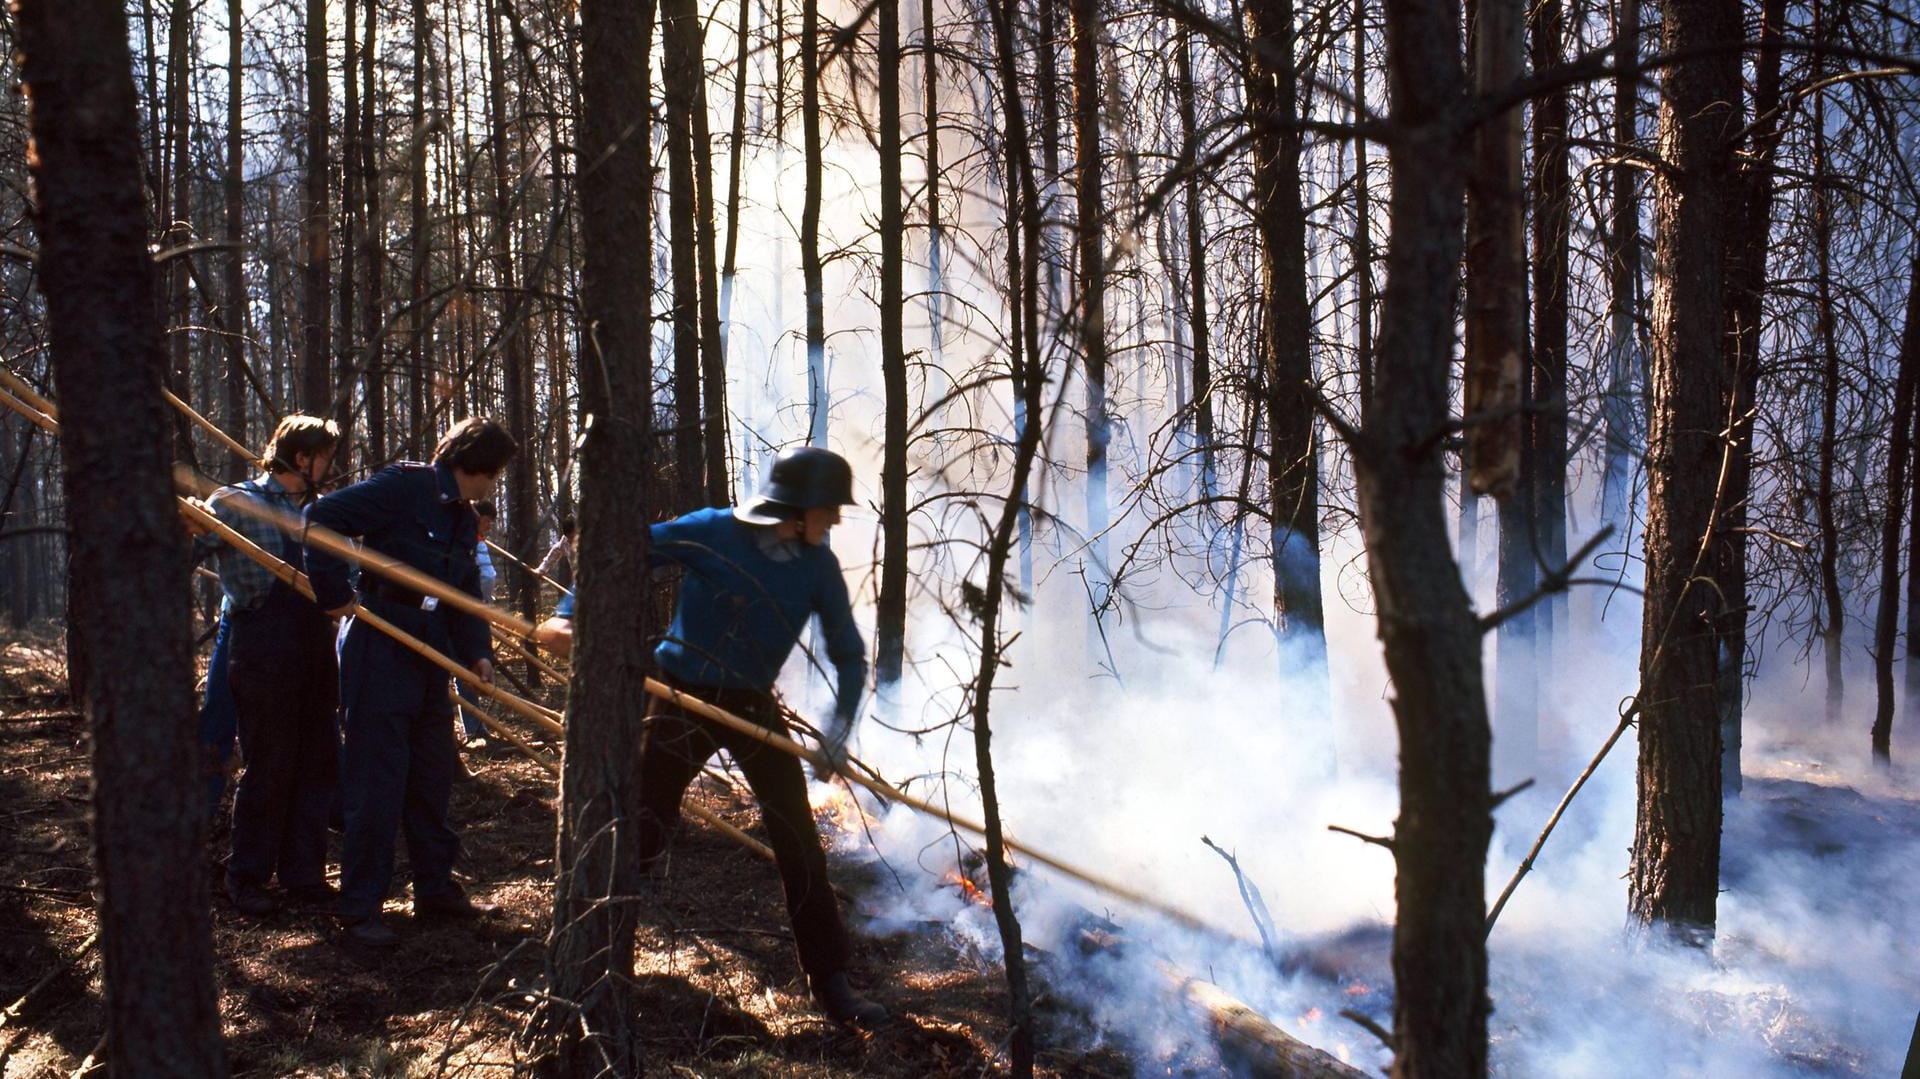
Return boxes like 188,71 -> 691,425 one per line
190,414 -> 341,917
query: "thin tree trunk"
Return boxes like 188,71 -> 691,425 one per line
662,0 -> 706,510
1351,0 -> 1373,424
1717,0 -> 1788,796
984,0 -> 1044,1064
720,0 -> 750,377
1461,0 -> 1524,500
301,0 -> 331,413
1908,384 -> 1920,735
166,0 -> 194,462
802,0 -> 826,446
339,0 -> 362,441
537,0 -> 656,1068
1599,0 -> 1640,543
1629,0 -> 1740,943
409,0 -> 433,457
1069,0 -> 1110,616
222,0 -> 248,474
1247,0 -> 1328,699
359,1 -> 385,468
687,13 -> 729,507
1176,26 -> 1215,491
875,0 -> 908,693
1872,254 -> 1920,763
485,0 -> 537,617
1366,4 -> 1490,1074
1529,0 -> 1569,661
15,0 -> 228,1067
1812,0 -> 1845,726
922,0 -> 943,350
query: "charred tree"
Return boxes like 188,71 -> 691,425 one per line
1246,0 -> 1328,699
922,0 -> 944,348
1364,2 -> 1491,1075
358,3 -> 386,468
875,0 -> 909,694
1872,253 -> 1920,764
1629,0 -> 1741,943
1717,0 -> 1789,795
535,0 -> 656,1068
15,0 -> 228,1067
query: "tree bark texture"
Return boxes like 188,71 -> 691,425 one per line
1629,0 -> 1741,942
1599,0 -> 1642,538
484,0 -> 539,616
802,0 -> 827,446
663,0 -> 706,510
537,0 -> 657,1069
1528,0 -> 1569,658
1369,3 -> 1491,1076
223,0 -> 249,474
1811,3 -> 1845,727
1176,27 -> 1215,488
1070,0 -> 1110,595
15,0 -> 229,1068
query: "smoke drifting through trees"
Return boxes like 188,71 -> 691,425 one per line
5,0 -> 1920,1072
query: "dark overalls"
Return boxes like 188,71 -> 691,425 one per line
306,462 -> 492,921
225,509 -> 339,894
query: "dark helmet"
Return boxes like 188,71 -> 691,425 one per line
734,446 -> 855,525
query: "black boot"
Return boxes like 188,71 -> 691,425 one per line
811,971 -> 887,1026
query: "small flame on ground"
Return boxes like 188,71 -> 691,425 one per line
1345,982 -> 1370,996
943,869 -> 992,907
1299,1006 -> 1323,1024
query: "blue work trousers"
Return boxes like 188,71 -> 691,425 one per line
336,617 -> 464,920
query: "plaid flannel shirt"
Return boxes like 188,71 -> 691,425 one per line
193,475 -> 305,611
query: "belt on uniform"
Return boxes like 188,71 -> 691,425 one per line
359,580 -> 441,611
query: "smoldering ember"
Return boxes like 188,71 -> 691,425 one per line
3,0 -> 1920,1075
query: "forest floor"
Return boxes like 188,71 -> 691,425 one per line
0,627 -> 1163,1079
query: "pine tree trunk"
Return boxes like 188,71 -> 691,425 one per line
1811,0 -> 1845,726
1367,5 -> 1491,1073
359,2 -> 386,468
875,0 -> 909,692
340,0 -> 362,441
1599,0 -> 1640,543
485,0 -> 537,616
223,0 -> 248,473
409,0 -> 433,457
663,0 -> 704,510
302,0 -> 331,413
1718,0 -> 1789,795
1529,0 -> 1569,662
1176,27 -> 1215,490
801,0 -> 827,446
1872,254 -> 1920,764
1069,0 -> 1110,614
15,0 -> 228,1067
537,0 -> 657,1070
1246,0 -> 1328,698
1629,0 -> 1740,943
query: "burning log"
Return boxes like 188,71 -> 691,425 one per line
1167,971 -> 1371,1079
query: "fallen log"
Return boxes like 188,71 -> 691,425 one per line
1166,968 -> 1372,1079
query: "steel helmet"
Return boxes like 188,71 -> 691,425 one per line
734,446 -> 856,525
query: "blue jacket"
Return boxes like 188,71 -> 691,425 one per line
304,462 -> 493,672
652,507 -> 867,721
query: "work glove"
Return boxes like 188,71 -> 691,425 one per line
813,716 -> 852,782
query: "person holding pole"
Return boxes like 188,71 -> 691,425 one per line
634,445 -> 886,1026
305,417 -> 515,946
189,414 -> 342,917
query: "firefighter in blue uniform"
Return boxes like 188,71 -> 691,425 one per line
305,417 -> 516,946
636,445 -> 887,1026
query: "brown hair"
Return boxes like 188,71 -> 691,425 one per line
432,417 -> 517,474
261,414 -> 340,473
